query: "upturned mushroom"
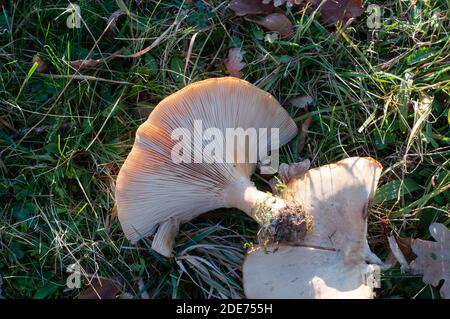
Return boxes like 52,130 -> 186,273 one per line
115,77 -> 299,257
243,157 -> 385,299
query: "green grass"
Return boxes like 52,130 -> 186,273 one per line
0,0 -> 449,299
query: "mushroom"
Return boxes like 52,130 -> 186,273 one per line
243,157 -> 384,299
116,77 -> 299,257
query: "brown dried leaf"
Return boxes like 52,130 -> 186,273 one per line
70,50 -> 122,70
410,223 -> 450,299
276,159 -> 310,184
32,55 -> 49,73
230,0 -> 274,16
386,236 -> 411,271
78,278 -> 122,299
70,59 -> 102,70
319,0 -> 364,25
224,48 -> 245,78
291,95 -> 314,109
385,236 -> 414,267
247,13 -> 294,38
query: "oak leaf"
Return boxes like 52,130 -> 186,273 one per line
319,0 -> 364,25
78,278 -> 123,299
410,223 -> 450,299
229,0 -> 274,16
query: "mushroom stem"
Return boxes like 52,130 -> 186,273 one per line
224,177 -> 310,244
224,177 -> 285,219
151,218 -> 180,257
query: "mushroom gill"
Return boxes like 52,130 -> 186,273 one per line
115,77 -> 298,257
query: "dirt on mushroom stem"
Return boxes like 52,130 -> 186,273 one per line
255,199 -> 313,247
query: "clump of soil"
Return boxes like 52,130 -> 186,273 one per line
271,204 -> 313,243
257,201 -> 313,246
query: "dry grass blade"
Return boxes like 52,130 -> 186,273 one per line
184,31 -> 200,83
39,74 -> 133,85
174,224 -> 247,299
115,19 -> 180,59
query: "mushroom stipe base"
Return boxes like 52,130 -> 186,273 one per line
256,201 -> 313,247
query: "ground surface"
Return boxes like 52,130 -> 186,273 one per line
0,0 -> 449,299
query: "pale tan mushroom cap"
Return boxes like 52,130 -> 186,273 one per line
243,157 -> 383,299
116,77 -> 297,243
283,157 -> 382,251
244,245 -> 378,299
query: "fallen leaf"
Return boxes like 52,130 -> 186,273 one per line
78,278 -> 122,299
319,0 -> 364,25
386,236 -> 411,272
69,49 -> 122,70
230,0 -> 274,16
224,48 -> 245,78
409,223 -> 450,299
32,55 -> 49,73
290,95 -> 314,109
70,59 -> 103,69
276,159 -> 310,184
385,236 -> 414,267
247,13 -> 294,38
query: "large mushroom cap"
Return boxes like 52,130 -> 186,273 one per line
243,157 -> 383,299
116,77 -> 297,251
244,245 -> 378,299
